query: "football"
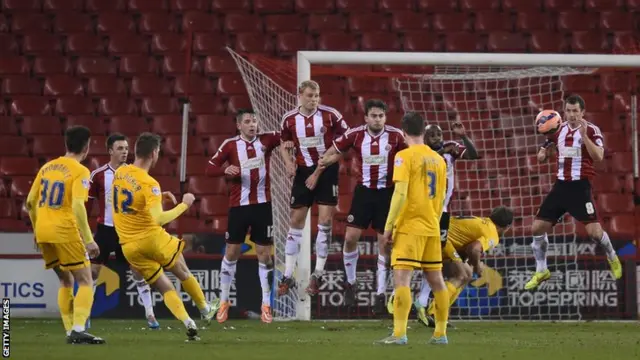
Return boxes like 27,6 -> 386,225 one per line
535,110 -> 562,135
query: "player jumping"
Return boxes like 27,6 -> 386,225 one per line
422,207 -> 514,327
26,126 -> 106,344
319,99 -> 406,312
206,109 -> 283,324
278,80 -> 349,297
88,133 -> 159,329
525,94 -> 622,290
112,133 -> 218,342
374,112 -> 449,345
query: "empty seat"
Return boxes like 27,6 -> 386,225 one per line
21,116 -> 62,135
188,95 -> 226,114
55,96 -> 94,115
11,14 -> 51,33
516,12 -> 555,31
44,0 -> 84,11
128,0 -> 169,12
76,57 -> 117,76
87,76 -> 126,96
163,135 -> 204,155
211,0 -> 251,11
349,13 -> 389,32
185,155 -> 210,175
530,31 -> 567,53
0,56 -> 29,75
336,0 -> 376,12
96,13 -> 136,33
33,136 -> 66,156
557,12 -> 599,31
254,0 -> 294,13
66,33 -> 104,55
88,136 -> 109,155
119,55 -> 159,75
44,75 -> 84,96
109,116 -> 149,136
148,156 -> 174,176
570,31 -> 609,53
151,33 -> 187,54
403,31 -> 440,51
206,135 -> 229,154
226,96 -> 252,113
182,12 -> 220,32
0,199 -> 16,218
108,34 -> 149,55
391,12 -> 429,32
235,33 -> 274,54
361,32 -> 401,51
194,114 -> 236,135
23,33 -> 62,55
0,157 -> 39,177
544,0 -> 585,10
433,13 -> 471,31
444,32 -> 482,52
11,97 -> 52,116
53,12 -> 93,33
151,115 -> 183,134
0,137 -> 29,156
597,193 -> 634,213
600,72 -> 634,93
10,177 -> 33,198
0,34 -> 19,54
379,0 -> 415,11
487,32 -> 527,52
187,176 -> 219,195
199,195 -> 228,216
586,0 -> 624,10
65,116 -> 106,134
3,0 -> 42,11
295,0 -> 336,13
161,52 -> 197,75
139,13 -> 177,33
276,32 -> 315,56
223,13 -> 263,33
264,14 -> 306,33
608,214 -> 634,239
131,75 -> 171,97
204,54 -> 238,74
610,152 -> 632,173
86,0 -> 126,11
0,118 -> 19,135
141,97 -> 179,115
2,76 -> 41,95
308,14 -> 347,34
192,33 -> 230,54
33,56 -> 72,75
173,74 -> 214,96
170,0 -> 209,11
98,97 -> 138,116
599,11 -> 634,31
562,75 -> 597,93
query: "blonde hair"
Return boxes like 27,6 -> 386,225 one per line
298,80 -> 320,94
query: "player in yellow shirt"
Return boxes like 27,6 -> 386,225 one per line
112,133 -> 219,342
421,207 -> 514,327
374,112 -> 449,346
26,126 -> 105,345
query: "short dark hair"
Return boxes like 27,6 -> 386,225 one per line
489,206 -> 514,228
65,126 -> 91,154
106,133 -> 127,150
235,108 -> 255,123
135,132 -> 162,158
364,99 -> 387,115
565,94 -> 585,111
401,112 -> 425,136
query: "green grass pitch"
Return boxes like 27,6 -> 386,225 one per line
8,319 -> 640,360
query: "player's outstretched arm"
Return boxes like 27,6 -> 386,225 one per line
466,241 -> 484,276
149,193 -> 192,226
451,121 -> 479,159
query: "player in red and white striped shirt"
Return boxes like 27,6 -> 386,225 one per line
525,94 -> 622,290
319,99 -> 406,311
87,133 -> 159,329
278,80 -> 350,297
206,109 -> 283,323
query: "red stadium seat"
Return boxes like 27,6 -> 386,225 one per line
148,156 -> 174,176
0,156 -> 39,176
128,0 -> 169,12
433,13 -> 471,31
187,176 -> 219,195
237,33 -> 276,54
66,33 -> 104,55
87,76 -> 126,96
223,13 -> 263,33
361,32 -> 401,51
98,97 -> 138,116
139,13 -> 177,33
109,116 -> 149,136
204,54 -> 238,74
163,135 -> 205,156
349,13 -> 389,32
53,12 -> 93,33
444,32 -> 482,52
207,135 -> 230,154
155,176 -> 180,195
192,33 -> 231,55
347,77 -> 388,94
161,53 -> 199,75
391,12 -> 429,32
586,0 -> 624,10
170,0 -> 209,11
21,116 -> 62,135
0,118 -> 19,135
88,136 -> 109,156
96,13 -> 136,33
403,32 -> 442,52
141,97 -> 179,115
461,0 -> 501,10
599,11 -> 634,31
253,0 -> 293,12
570,31 -> 609,53
2,0 -> 40,11
336,0 -> 376,12
557,12 -> 599,32
173,74 -> 214,96
23,33 -> 62,55
563,75 -> 597,93
0,56 -> 29,75
44,75 -> 84,96
227,96 -> 252,114
55,96 -> 94,115
0,14 -> 6,32
33,136 -> 66,156
544,0 -> 584,10
33,56 -> 72,75
308,14 -> 347,34
10,177 -> 33,198
151,115 -> 183,134
530,31 -> 567,53
199,195 -> 228,216
182,12 -> 221,32
600,72 -> 634,93
379,0 -> 415,11
189,95 -> 226,114
86,0 -> 126,11
474,12 -> 514,32
602,132 -> 630,152
11,14 -> 51,33
44,0 -> 83,11
108,34 -> 149,55
1,76 -> 41,95
11,97 -> 52,116
609,152 -> 632,173
295,0 -> 336,13
515,12 -> 555,31
194,114 -> 237,135
151,33 -> 187,54
185,155 -> 210,175
597,193 -> 634,214
264,14 -> 305,33
216,74 -> 247,95
76,57 -> 117,76
317,32 -> 358,51
131,75 -> 172,97
276,32 -> 315,56
0,34 -> 19,54
487,32 -> 527,53
608,214 -> 634,239
65,116 -> 106,134
0,199 -> 16,218
211,0 -> 251,11
119,55 -> 159,76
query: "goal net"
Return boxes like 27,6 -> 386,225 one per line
228,48 -> 622,321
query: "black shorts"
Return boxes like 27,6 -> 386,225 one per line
290,163 -> 339,209
346,184 -> 394,234
91,223 -> 125,265
226,202 -> 273,246
536,179 -> 599,225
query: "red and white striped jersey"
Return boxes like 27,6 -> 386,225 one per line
89,163 -> 117,226
333,125 -> 406,189
551,122 -> 603,181
206,132 -> 281,207
441,141 -> 466,212
281,104 -> 349,167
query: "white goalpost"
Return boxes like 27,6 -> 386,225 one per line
229,49 -> 640,321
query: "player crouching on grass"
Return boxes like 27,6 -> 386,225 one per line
206,109 -> 284,324
420,207 -> 513,328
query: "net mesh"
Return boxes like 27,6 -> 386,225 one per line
228,48 -> 608,321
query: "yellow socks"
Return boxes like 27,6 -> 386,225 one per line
72,285 -> 94,330
433,287 -> 450,338
163,289 -> 190,322
181,275 -> 207,310
392,286 -> 412,338
428,281 -> 461,315
57,287 -> 74,332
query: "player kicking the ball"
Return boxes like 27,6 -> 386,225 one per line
375,112 -> 449,345
526,94 -> 622,290
206,109 -> 283,324
422,207 -> 513,327
113,133 -> 218,342
319,99 -> 406,312
26,126 -> 105,344
88,133 -> 159,329
278,80 -> 349,297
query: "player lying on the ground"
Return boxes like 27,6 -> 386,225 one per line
526,94 -> 621,290
112,133 -> 219,342
26,126 -> 105,344
88,133 -> 158,329
206,109 -> 284,324
374,112 -> 449,346
318,99 -> 406,313
278,80 -> 350,297
418,207 -> 514,328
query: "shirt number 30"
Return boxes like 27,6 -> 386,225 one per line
426,170 -> 436,198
